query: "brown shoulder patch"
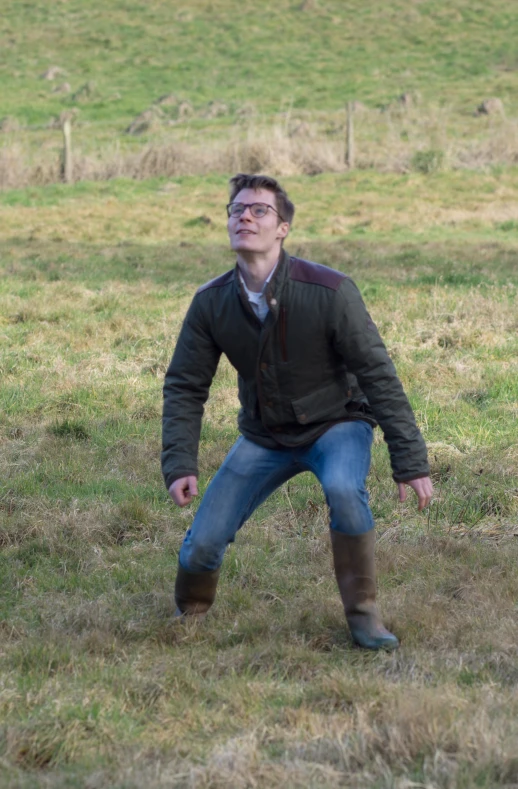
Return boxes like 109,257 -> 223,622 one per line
196,268 -> 234,294
289,257 -> 346,290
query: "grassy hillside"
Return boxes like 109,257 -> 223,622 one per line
2,0 -> 518,127
1,0 -> 518,188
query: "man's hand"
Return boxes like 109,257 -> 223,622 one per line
397,476 -> 434,511
169,476 -> 198,507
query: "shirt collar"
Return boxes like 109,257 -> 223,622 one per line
238,261 -> 278,298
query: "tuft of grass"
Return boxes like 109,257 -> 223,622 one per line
49,419 -> 90,441
411,147 -> 445,174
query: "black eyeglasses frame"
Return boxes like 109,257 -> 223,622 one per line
226,202 -> 285,222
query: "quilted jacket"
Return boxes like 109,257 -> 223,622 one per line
162,249 -> 429,489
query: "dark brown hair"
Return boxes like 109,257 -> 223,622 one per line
228,173 -> 295,224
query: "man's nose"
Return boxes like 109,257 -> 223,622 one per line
239,206 -> 254,220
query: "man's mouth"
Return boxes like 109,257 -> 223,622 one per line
237,229 -> 255,234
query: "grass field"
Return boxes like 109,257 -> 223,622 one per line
2,0 -> 518,186
3,0 -> 518,125
1,171 -> 517,788
1,1 -> 518,786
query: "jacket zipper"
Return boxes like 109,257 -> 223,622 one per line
280,306 -> 288,362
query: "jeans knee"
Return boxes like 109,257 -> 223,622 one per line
180,534 -> 225,573
326,483 -> 373,534
326,483 -> 364,511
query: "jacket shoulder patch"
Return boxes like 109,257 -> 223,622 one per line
196,269 -> 234,294
289,257 -> 346,290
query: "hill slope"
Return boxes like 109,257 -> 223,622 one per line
1,0 -> 517,128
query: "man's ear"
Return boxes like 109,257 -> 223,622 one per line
276,221 -> 290,240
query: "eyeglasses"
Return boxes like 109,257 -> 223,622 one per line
226,202 -> 285,221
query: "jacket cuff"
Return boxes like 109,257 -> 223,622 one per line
164,470 -> 198,491
392,470 -> 430,484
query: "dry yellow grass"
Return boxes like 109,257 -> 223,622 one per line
2,170 -> 518,245
2,107 -> 518,189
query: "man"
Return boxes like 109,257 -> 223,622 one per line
162,173 -> 433,651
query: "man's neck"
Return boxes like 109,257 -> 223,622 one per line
236,249 -> 281,293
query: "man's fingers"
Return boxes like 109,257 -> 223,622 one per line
180,482 -> 192,505
169,476 -> 198,507
417,479 -> 434,511
417,493 -> 432,511
183,476 -> 198,503
397,477 -> 434,511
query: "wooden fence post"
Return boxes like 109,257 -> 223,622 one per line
61,117 -> 73,183
345,102 -> 355,169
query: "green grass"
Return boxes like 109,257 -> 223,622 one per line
2,0 -> 518,128
2,0 -> 518,189
2,170 -> 518,248
0,173 -> 517,786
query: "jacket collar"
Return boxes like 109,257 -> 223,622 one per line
234,248 -> 290,320
264,247 -> 290,311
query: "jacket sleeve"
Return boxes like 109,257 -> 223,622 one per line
331,278 -> 429,482
162,294 -> 222,490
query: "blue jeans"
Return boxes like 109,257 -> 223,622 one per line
179,421 -> 375,572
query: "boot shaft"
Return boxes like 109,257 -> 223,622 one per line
175,565 -> 220,615
329,529 -> 399,650
330,529 -> 377,612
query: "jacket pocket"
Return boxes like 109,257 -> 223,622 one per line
291,380 -> 350,425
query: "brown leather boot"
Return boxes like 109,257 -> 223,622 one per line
174,564 -> 220,618
330,530 -> 399,651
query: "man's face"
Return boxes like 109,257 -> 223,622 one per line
227,188 -> 289,255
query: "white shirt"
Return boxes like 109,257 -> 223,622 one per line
238,264 -> 278,323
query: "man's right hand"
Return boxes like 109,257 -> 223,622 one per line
169,476 -> 198,507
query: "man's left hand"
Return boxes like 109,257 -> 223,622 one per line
397,476 -> 434,511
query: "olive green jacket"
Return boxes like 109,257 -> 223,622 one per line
162,249 -> 429,490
